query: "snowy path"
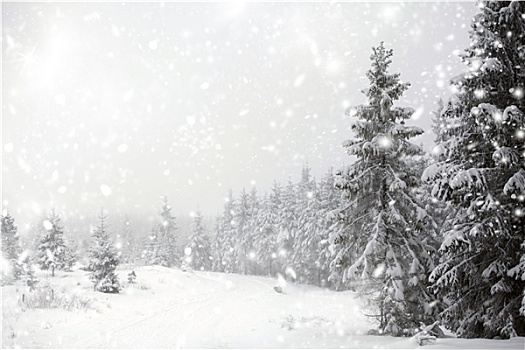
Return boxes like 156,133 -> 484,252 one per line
75,272 -> 276,348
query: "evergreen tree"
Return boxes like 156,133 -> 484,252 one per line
293,164 -> 321,285
157,197 -> 179,267
1,210 -> 22,285
254,187 -> 280,276
210,216 -> 225,272
37,209 -> 66,277
144,227 -> 165,266
277,179 -> 298,280
423,1 -> 525,338
20,253 -> 38,291
316,169 -> 341,288
88,211 -> 121,293
62,243 -> 77,272
334,42 -> 437,335
233,188 -> 251,274
183,210 -> 212,271
121,216 -> 143,264
220,190 -> 236,273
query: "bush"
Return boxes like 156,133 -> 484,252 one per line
18,285 -> 95,311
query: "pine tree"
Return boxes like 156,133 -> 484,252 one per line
20,253 -> 38,291
210,216 -> 225,272
1,210 -> 22,285
37,209 -> 66,277
121,216 -> 143,264
423,1 -> 525,338
253,189 -> 279,276
220,190 -> 236,273
293,163 -> 321,285
182,210 -> 212,271
144,227 -> 165,266
233,188 -> 250,274
88,211 -> 120,293
277,179 -> 298,280
334,42 -> 437,335
157,197 -> 179,267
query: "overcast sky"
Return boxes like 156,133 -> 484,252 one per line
2,1 -> 479,228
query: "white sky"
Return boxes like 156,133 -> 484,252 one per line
2,1 -> 478,227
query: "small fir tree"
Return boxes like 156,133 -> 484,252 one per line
1,210 -> 22,285
88,211 -> 121,293
158,196 -> 179,267
183,210 -> 212,271
37,209 -> 66,277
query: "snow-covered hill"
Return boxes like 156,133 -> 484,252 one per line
2,266 -> 524,349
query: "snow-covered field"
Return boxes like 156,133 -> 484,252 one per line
2,266 -> 524,349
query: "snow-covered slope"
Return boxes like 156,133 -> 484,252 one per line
2,266 -> 524,349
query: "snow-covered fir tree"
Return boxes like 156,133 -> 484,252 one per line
144,227 -> 165,266
88,211 -> 120,293
277,179 -> 298,280
334,42 -> 437,335
293,163 -> 323,285
20,253 -> 38,291
233,188 -> 251,274
315,168 -> 341,288
37,209 -> 66,277
219,190 -> 236,273
210,216 -> 225,272
254,182 -> 281,276
182,210 -> 212,271
157,196 -> 179,267
244,186 -> 261,275
423,1 -> 525,338
121,216 -> 143,264
1,210 -> 22,285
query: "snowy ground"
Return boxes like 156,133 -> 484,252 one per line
2,266 -> 524,349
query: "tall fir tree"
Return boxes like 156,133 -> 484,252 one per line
254,182 -> 281,276
233,188 -> 251,274
220,190 -> 236,273
1,210 -> 22,285
423,1 -> 525,338
182,210 -> 212,271
158,196 -> 179,267
37,209 -> 66,277
88,211 -> 120,293
210,216 -> 225,272
334,42 -> 437,335
277,179 -> 298,279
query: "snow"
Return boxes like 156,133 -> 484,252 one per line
2,266 -> 523,349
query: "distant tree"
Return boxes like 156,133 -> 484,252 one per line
62,244 -> 77,272
254,183 -> 281,276
233,188 -> 251,274
20,253 -> 38,291
423,1 -> 525,338
37,209 -> 66,277
127,270 -> 137,284
211,216 -> 229,272
182,210 -> 212,271
120,216 -> 143,264
277,179 -> 298,279
144,227 -> 165,266
88,211 -> 120,293
334,43 -> 437,335
219,190 -> 236,273
157,197 -> 179,267
1,210 -> 22,285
